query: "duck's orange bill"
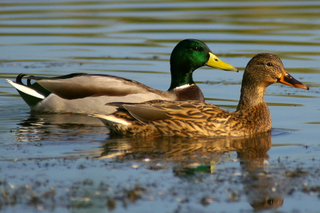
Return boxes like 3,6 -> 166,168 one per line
278,70 -> 309,90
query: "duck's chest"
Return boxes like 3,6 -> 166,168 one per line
171,84 -> 204,102
227,103 -> 272,136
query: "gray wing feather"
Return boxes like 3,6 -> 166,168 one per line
123,104 -> 170,124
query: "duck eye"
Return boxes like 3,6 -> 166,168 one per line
266,62 -> 273,67
267,198 -> 274,205
192,46 -> 200,51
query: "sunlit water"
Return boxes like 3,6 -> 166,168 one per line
1,0 -> 320,212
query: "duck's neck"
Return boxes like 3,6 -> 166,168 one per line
236,81 -> 272,133
168,66 -> 194,90
236,81 -> 267,112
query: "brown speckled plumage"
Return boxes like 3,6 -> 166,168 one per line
96,53 -> 309,137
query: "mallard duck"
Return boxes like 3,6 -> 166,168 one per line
95,53 -> 309,137
6,39 -> 238,114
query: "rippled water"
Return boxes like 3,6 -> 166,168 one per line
1,1 -> 320,212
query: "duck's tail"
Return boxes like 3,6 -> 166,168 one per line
93,114 -> 132,132
6,74 -> 50,107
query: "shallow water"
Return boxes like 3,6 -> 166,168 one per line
1,0 -> 320,212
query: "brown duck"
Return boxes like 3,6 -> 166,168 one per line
95,53 -> 309,137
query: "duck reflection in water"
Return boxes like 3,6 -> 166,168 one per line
236,133 -> 284,210
100,132 -> 284,211
14,112 -> 108,143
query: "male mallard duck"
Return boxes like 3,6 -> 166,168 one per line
6,39 -> 238,114
95,53 -> 309,137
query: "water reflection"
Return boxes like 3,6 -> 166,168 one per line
15,112 -> 106,143
237,134 -> 284,210
99,132 -> 284,211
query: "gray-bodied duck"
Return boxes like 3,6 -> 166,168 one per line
7,39 -> 238,114
95,53 -> 309,137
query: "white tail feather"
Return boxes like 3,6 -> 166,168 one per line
6,79 -> 45,99
93,114 -> 131,126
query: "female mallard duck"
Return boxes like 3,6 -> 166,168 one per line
95,53 -> 309,137
6,39 -> 238,114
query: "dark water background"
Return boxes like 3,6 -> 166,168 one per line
1,1 -> 320,212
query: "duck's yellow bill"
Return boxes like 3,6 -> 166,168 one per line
206,52 -> 238,72
278,70 -> 309,90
